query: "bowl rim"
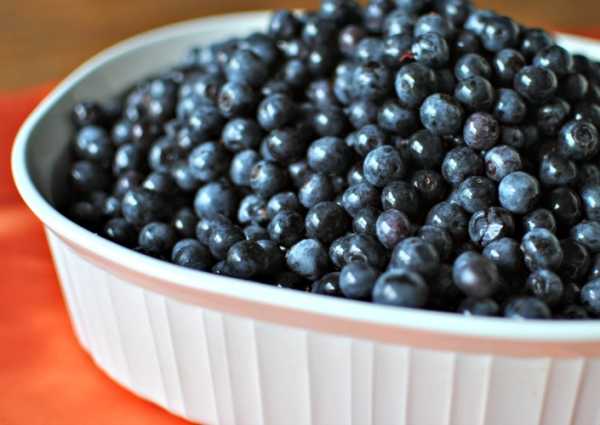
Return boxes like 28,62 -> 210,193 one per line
11,10 -> 600,343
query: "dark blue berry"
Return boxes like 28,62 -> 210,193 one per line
514,65 -> 558,104
312,272 -> 343,296
521,228 -> 563,271
286,239 -> 331,280
420,93 -> 464,136
171,239 -> 213,271
194,181 -> 238,219
458,298 -> 500,316
268,210 -> 305,248
504,297 -> 551,319
499,171 -> 541,214
372,269 -> 429,308
454,53 -> 492,81
483,237 -> 523,274
453,251 -> 500,298
103,218 -> 137,247
138,222 -> 177,255
340,262 -> 380,300
523,209 -> 557,234
208,222 -> 245,260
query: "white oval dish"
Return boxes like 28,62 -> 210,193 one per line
12,11 -> 600,425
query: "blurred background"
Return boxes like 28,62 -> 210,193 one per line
2,0 -> 600,90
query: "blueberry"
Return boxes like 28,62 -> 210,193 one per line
570,221 -> 600,254
265,127 -> 309,164
521,228 -> 563,271
480,16 -> 519,52
286,239 -> 330,280
381,34 -> 414,68
454,53 -> 492,81
454,76 -> 495,112
299,173 -> 335,208
407,129 -> 444,168
412,32 -> 450,68
581,185 -> 600,222
268,209 -> 306,248
103,218 -> 137,247
483,237 -> 523,273
307,137 -> 354,176
339,262 -> 380,300
340,233 -> 387,269
113,171 -> 144,198
411,169 -> 448,206
390,237 -> 440,277
514,65 -> 558,104
194,181 -> 238,219
346,100 -> 379,129
312,272 -> 343,296
468,207 -> 515,247
353,206 -> 380,236
102,196 -> 121,218
395,62 -> 437,109
75,125 -> 114,165
581,278 -> 600,315
414,12 -> 455,39
355,36 -> 384,63
71,160 -> 110,192
225,49 -> 268,88
375,209 -> 412,249
121,188 -> 170,227
171,239 -> 213,271
268,10 -> 301,40
536,98 -> 571,137
372,269 -> 429,308
256,239 -> 286,272
484,145 -> 522,182
499,171 -> 541,214
558,120 -> 600,161
559,239 -> 590,281
148,138 -> 185,173
257,94 -> 296,131
559,73 -> 590,103
458,298 -> 500,316
545,187 -> 582,227
187,142 -> 230,182
520,28 -> 554,60
329,234 -> 354,269
222,118 -> 263,152
138,222 -> 177,256
381,181 -> 421,219
218,82 -> 257,118
523,209 -> 557,234
352,125 -> 387,157
493,48 -> 525,85
305,201 -> 349,244
377,100 -> 418,135
347,162 -> 366,186
338,24 -> 367,57
493,88 -> 527,125
463,112 -> 499,150
441,146 -> 484,186
249,161 -> 288,198
363,1 -> 393,33
558,305 -> 589,320
533,45 -> 574,77
243,225 -> 269,242
208,222 -> 245,260
351,62 -> 392,101
417,225 -> 453,261
456,176 -> 496,213
229,149 -> 260,187
266,192 -> 300,219
363,145 -> 407,187
525,269 -> 563,306
504,297 -> 551,319
420,93 -> 464,136
453,30 -> 481,56
383,9 -> 415,37
112,143 -> 146,177
71,101 -> 106,128
226,240 -> 267,278
426,201 -> 469,242
186,103 -> 225,142
453,251 -> 500,298
464,9 -> 496,35
237,194 -> 268,225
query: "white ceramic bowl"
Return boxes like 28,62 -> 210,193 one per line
12,11 -> 600,425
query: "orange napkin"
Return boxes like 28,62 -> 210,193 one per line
2,28 -> 600,424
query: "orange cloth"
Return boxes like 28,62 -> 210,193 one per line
2,28 -> 600,424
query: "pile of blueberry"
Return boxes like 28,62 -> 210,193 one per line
66,0 -> 600,320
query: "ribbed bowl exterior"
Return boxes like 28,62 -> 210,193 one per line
47,230 -> 600,425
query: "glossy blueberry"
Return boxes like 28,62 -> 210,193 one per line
221,118 -> 262,153
483,237 -> 523,273
372,268 -> 429,308
538,153 -> 577,188
218,82 -> 257,118
225,49 -> 268,88
558,120 -> 599,161
242,225 -> 268,241
170,207 -> 197,239
305,201 -> 350,244
412,32 -> 450,68
194,181 -> 238,219
581,278 -> 600,315
453,30 -> 481,56
103,218 -> 137,247
521,228 -> 563,271
454,76 -> 494,113
256,239 -> 286,273
352,206 -> 380,236
464,9 -> 496,35
229,149 -> 260,187
381,181 -> 421,219
570,221 -> 600,254
468,207 -> 515,247
186,103 -> 225,141
267,192 -> 300,219
545,187 -> 582,227
71,160 -> 110,192
298,173 -> 335,209
346,100 -> 379,129
351,62 -> 392,101
148,138 -> 185,173
71,101 -> 106,128
138,222 -> 177,255
338,233 -> 388,270
355,36 -> 384,63
480,16 -> 520,52
463,112 -> 499,150
581,184 -> 600,222
113,171 -> 143,199
504,297 -> 551,319
559,73 -> 590,103
75,125 -> 113,165
205,219 -> 243,259
499,171 -> 541,214
225,240 -> 267,278
390,237 -> 440,277
121,188 -> 169,227
525,269 -> 564,306
484,145 -> 522,182
456,176 -> 496,213
407,129 -> 444,168
352,124 -> 387,156
339,262 -> 380,300
441,146 -> 484,186
417,225 -> 453,261
411,169 -> 448,206
112,143 -> 146,177
265,127 -> 309,164
171,239 -> 213,271
312,271 -> 343,296
187,142 -> 230,182
257,94 -> 296,131
454,53 -> 492,81
420,93 -> 464,136
249,161 -> 288,198
307,137 -> 354,175
523,209 -> 557,234
458,298 -> 500,316
520,28 -> 554,60
414,12 -> 455,38
286,239 -> 330,280
362,145 -> 406,188
453,251 -> 501,298
533,45 -> 574,77
383,9 -> 415,38
375,209 -> 412,249
426,201 -> 469,242
267,210 -> 304,248
394,62 -> 437,109
237,194 -> 268,225
536,98 -> 571,137
514,65 -> 558,104
559,239 -> 591,281
363,1 -> 392,33
381,33 -> 414,68
268,10 -> 301,40
377,100 -> 418,136
493,48 -> 525,85
493,88 -> 527,125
